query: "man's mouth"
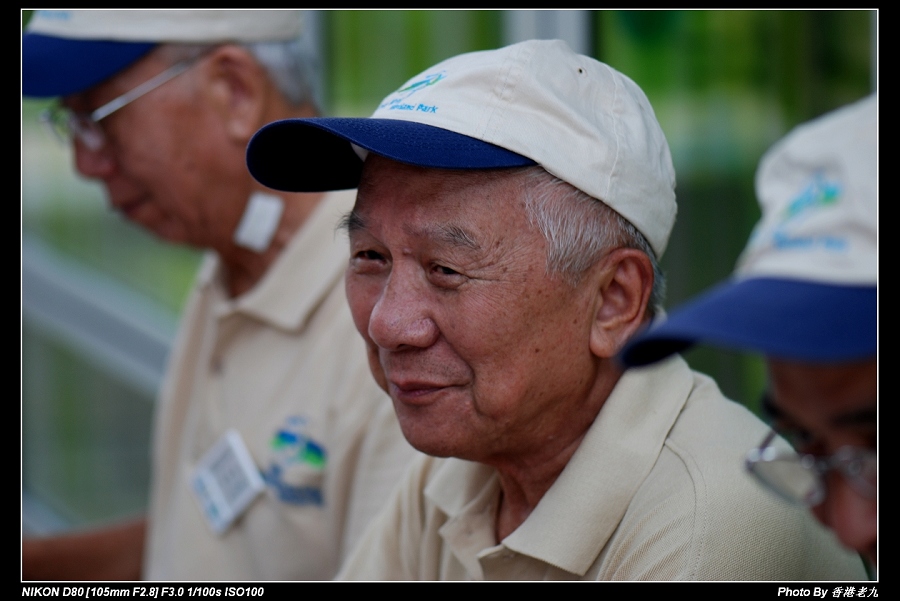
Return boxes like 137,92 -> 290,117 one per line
388,378 -> 458,405
381,350 -> 471,405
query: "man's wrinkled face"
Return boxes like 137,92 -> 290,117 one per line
344,156 -> 602,463
766,358 -> 877,566
62,49 -> 245,247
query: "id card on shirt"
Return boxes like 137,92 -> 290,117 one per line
190,429 -> 265,535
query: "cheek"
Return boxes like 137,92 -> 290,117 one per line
345,273 -> 389,391
115,147 -> 173,200
810,480 -> 878,556
462,286 -> 587,358
345,273 -> 379,342
467,292 -> 595,402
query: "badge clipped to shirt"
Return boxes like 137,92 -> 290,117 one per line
190,429 -> 266,535
233,191 -> 284,252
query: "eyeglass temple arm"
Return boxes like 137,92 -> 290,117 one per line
90,61 -> 192,122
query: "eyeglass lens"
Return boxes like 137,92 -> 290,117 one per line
746,430 -> 876,507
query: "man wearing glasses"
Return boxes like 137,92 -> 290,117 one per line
22,10 -> 415,580
622,95 -> 877,569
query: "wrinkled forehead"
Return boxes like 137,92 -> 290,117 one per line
357,155 -> 529,214
359,154 -> 527,195
352,155 -> 536,243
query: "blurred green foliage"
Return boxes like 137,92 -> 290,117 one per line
326,10 -> 503,115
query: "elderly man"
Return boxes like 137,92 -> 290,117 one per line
22,10 -> 414,580
247,40 -> 865,580
621,95 -> 877,568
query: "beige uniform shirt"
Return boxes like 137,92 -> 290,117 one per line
143,191 -> 417,580
338,356 -> 866,580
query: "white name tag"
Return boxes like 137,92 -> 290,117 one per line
190,429 -> 266,535
233,191 -> 284,252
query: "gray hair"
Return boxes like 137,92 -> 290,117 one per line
158,38 -> 321,110
520,166 -> 666,315
244,38 -> 320,109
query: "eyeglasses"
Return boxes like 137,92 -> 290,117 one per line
39,57 -> 197,151
745,430 -> 876,507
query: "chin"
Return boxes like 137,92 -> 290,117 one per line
395,413 -> 452,457
394,411 -> 487,461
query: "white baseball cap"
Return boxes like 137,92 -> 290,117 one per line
247,39 -> 677,258
622,94 -> 877,365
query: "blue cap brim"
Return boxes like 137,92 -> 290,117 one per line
246,117 -> 536,193
620,277 -> 877,366
23,33 -> 156,97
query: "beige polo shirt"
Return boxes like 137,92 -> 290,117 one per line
338,355 -> 866,580
143,190 -> 417,581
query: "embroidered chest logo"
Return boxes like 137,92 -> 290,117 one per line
261,415 -> 327,506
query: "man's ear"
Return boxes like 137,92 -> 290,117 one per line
201,45 -> 268,144
588,248 -> 654,359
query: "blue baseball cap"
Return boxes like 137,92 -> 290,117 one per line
247,117 -> 536,194
620,277 -> 876,365
23,32 -> 155,98
22,10 -> 304,98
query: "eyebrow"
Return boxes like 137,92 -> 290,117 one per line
398,222 -> 481,252
430,224 -> 481,251
762,391 -> 877,428
338,210 -> 365,234
338,210 -> 481,252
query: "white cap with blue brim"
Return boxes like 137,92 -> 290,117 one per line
621,94 -> 877,365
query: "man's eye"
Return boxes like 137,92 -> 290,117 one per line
355,250 -> 385,261
428,263 -> 466,287
433,264 -> 459,276
349,249 -> 389,275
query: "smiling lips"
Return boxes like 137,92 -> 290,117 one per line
388,378 -> 458,405
381,350 -> 471,405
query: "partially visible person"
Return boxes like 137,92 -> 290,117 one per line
621,95 -> 876,568
22,10 -> 416,580
246,40 -> 867,580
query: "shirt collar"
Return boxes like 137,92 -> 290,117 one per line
202,189 -> 356,331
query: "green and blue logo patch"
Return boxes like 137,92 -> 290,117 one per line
261,416 -> 327,506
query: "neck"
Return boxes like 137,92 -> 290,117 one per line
218,190 -> 324,298
492,436 -> 585,542
491,362 -> 623,542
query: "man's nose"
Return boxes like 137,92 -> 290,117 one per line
367,270 -> 439,351
811,474 -> 877,559
72,138 -> 116,180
